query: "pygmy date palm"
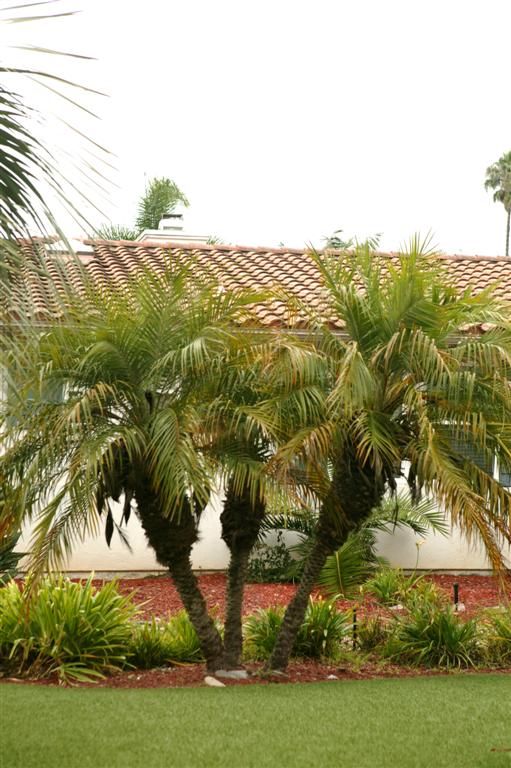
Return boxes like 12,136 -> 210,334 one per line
0,261 -> 261,671
267,238 -> 511,670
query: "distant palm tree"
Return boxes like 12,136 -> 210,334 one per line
485,151 -> 511,256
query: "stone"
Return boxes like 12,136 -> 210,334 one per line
204,676 -> 226,687
326,674 -> 338,680
214,669 -> 249,680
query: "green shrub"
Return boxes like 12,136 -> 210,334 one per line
356,615 -> 391,652
243,599 -> 347,661
387,605 -> 479,669
243,606 -> 285,661
479,608 -> 511,666
364,568 -> 422,606
164,610 -> 205,663
0,575 -> 137,682
128,617 -> 174,669
247,533 -> 294,583
402,579 -> 449,611
295,599 -> 348,659
129,611 -> 205,668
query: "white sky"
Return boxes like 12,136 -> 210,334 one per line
3,0 -> 511,254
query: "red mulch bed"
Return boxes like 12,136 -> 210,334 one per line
115,572 -> 510,620
3,573 -> 510,689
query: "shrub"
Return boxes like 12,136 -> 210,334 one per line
247,533 -> 294,583
479,608 -> 511,666
243,606 -> 284,661
129,611 -> 205,668
363,568 -> 422,606
164,610 -> 205,663
295,599 -> 348,659
0,575 -> 137,682
243,599 -> 347,661
387,604 -> 479,669
402,579 -> 449,611
128,617 -> 174,669
356,615 -> 391,652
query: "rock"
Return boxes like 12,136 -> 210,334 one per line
214,669 -> 249,680
326,674 -> 338,680
454,602 -> 466,612
204,676 -> 226,687
389,603 -> 405,611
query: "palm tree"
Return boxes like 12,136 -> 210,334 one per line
485,151 -> 511,257
0,260 -> 261,671
135,177 -> 189,232
210,336 -> 323,669
266,238 -> 511,670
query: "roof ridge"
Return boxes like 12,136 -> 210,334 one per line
81,238 -> 511,261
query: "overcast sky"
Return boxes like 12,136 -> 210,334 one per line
3,0 -> 511,254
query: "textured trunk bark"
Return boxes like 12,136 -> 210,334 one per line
221,480 -> 266,669
222,546 -> 252,668
267,447 -> 386,672
134,476 -> 224,672
267,533 -> 333,671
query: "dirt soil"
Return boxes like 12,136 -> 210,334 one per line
4,573 -> 510,689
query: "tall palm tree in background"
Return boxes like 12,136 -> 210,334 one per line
0,263 -> 263,671
266,239 -> 511,671
485,151 -> 511,257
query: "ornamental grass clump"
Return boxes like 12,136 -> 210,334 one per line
129,611 -> 205,668
363,568 -> 423,607
0,576 -> 137,682
295,598 -> 348,659
478,608 -> 511,667
244,599 -> 347,661
243,606 -> 285,661
387,604 -> 479,669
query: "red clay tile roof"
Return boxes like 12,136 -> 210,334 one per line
7,239 -> 511,329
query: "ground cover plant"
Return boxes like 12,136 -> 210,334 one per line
2,676 -> 511,768
1,571 -> 509,686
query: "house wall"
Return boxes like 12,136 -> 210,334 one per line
16,493 -> 509,574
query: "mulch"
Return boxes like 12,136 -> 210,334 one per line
114,572 -> 510,620
3,573 -> 510,689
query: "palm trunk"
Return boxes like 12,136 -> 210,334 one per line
267,533 -> 334,670
267,449 -> 386,672
223,546 -> 252,668
134,477 -> 224,672
166,553 -> 225,671
506,209 -> 510,257
221,480 -> 265,669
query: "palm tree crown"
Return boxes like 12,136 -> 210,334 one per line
485,151 -> 511,256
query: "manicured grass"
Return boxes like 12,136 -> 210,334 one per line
1,675 -> 510,768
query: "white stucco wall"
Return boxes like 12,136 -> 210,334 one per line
16,494 -> 510,574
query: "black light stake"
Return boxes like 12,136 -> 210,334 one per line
352,607 -> 358,649
453,582 -> 459,611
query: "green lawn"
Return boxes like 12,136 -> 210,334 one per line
1,675 -> 510,768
